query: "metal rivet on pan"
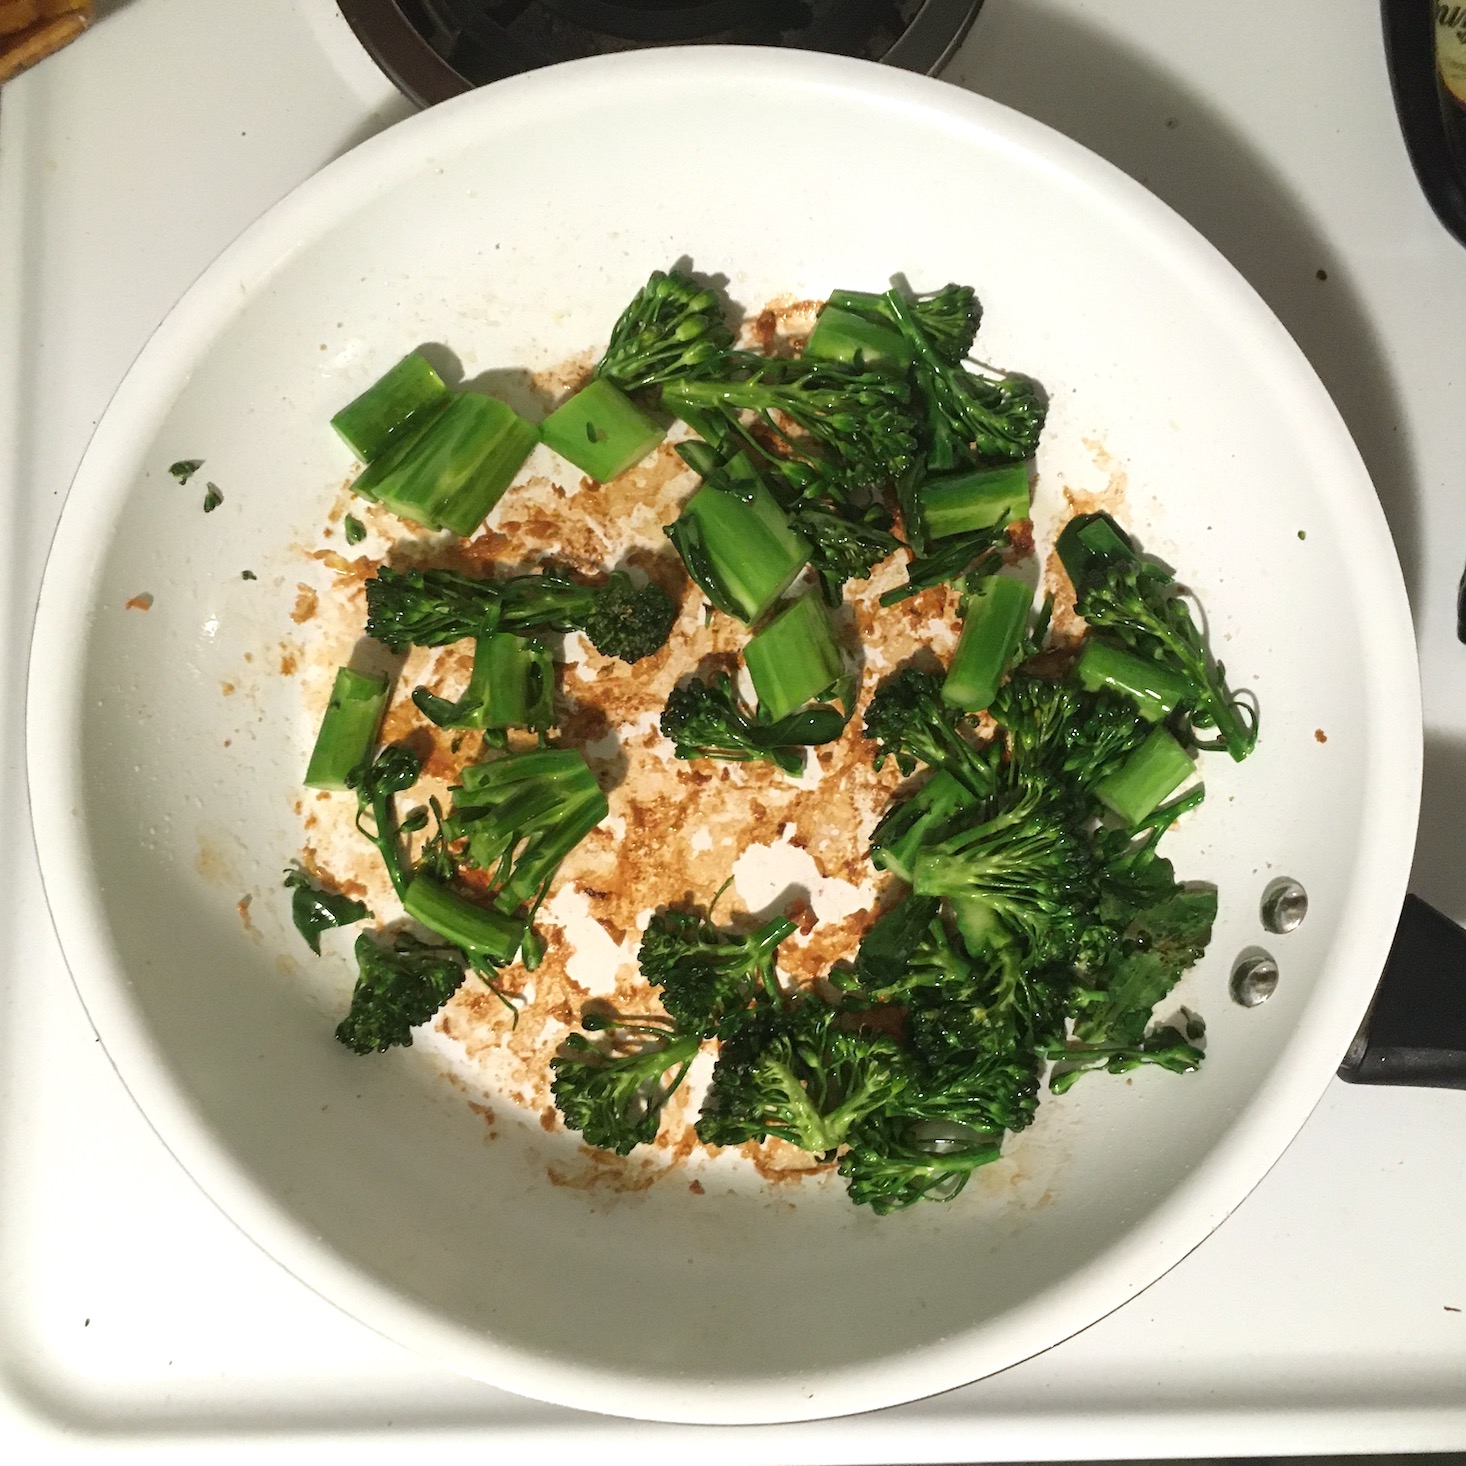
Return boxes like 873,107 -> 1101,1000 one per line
1231,953 -> 1279,1008
1261,877 -> 1308,934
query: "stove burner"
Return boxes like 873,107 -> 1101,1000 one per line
339,0 -> 983,107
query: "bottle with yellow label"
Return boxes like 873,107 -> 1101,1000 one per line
1437,2 -> 1466,172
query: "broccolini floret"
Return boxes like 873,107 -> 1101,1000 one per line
639,903 -> 796,1038
697,1001 -> 913,1157
1057,512 -> 1257,760
551,1011 -> 700,1155
594,269 -> 734,394
659,672 -> 846,776
662,353 -> 920,497
335,931 -> 467,1054
364,565 -> 677,664
862,666 -> 997,797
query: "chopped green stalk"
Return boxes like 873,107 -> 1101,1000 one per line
304,666 -> 389,790
804,304 -> 911,373
412,632 -> 554,731
362,393 -> 537,536
1076,638 -> 1191,722
1093,727 -> 1196,827
942,576 -> 1032,712
477,632 -> 554,730
1055,510 -> 1134,584
918,462 -> 1030,541
402,873 -> 526,966
869,769 -> 980,882
744,592 -> 848,724
447,747 -> 609,918
331,351 -> 450,463
540,378 -> 665,482
347,398 -> 452,503
665,457 -> 811,624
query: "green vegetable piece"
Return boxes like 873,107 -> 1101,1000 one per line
869,769 -> 980,883
839,1123 -> 1002,1214
1076,638 -> 1191,723
477,632 -> 554,730
364,393 -> 538,537
330,351 -> 450,463
942,576 -> 1032,712
744,592 -> 847,725
594,269 -> 734,393
282,867 -> 371,954
698,1001 -> 911,1156
1055,510 -> 1134,585
335,931 -> 466,1055
826,284 -> 981,365
804,303 -> 911,373
446,747 -> 609,919
918,461 -> 1030,541
862,666 -> 996,797
241,569 -> 257,581
1093,726 -> 1196,827
412,632 -> 554,732
343,514 -> 366,545
552,1014 -> 700,1155
639,904 -> 795,1039
348,398 -> 451,503
202,482 -> 223,513
665,460 -> 811,624
402,873 -> 526,967
1057,510 -> 1256,760
659,671 -> 844,776
662,353 -> 918,496
304,666 -> 390,791
364,564 -> 675,665
169,459 -> 203,484
540,378 -> 665,482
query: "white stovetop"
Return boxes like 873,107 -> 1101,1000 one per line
3,0 -> 1466,1459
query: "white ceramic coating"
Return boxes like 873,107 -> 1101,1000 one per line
25,48 -> 1420,1424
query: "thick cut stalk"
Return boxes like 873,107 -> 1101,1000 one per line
303,667 -> 389,790
1076,639 -> 1191,722
942,576 -> 1032,712
804,304 -> 911,373
918,462 -> 1030,541
331,351 -> 449,463
744,592 -> 846,724
540,378 -> 665,482
402,874 -> 525,966
1093,726 -> 1196,826
358,392 -> 537,535
666,464 -> 810,624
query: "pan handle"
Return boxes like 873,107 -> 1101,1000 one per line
1337,894 -> 1466,1088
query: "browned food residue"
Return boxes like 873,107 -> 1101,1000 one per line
291,584 -> 319,624
125,592 -> 154,611
1315,728 -> 1328,743
288,300 -> 1073,1200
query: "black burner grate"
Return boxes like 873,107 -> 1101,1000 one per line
340,0 -> 982,106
